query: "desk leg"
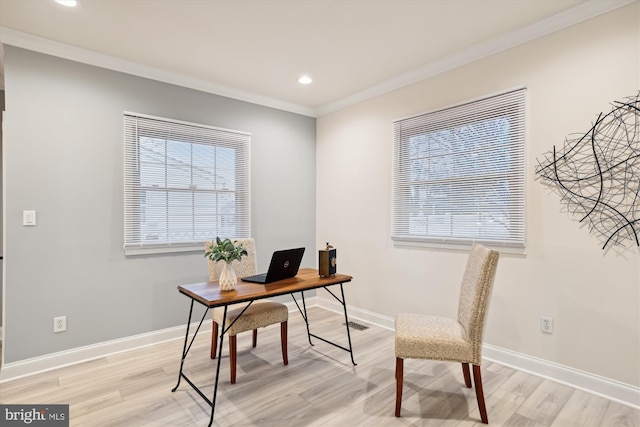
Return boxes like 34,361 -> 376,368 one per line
300,291 -> 314,346
290,292 -> 313,346
294,284 -> 357,366
172,300 -> 195,392
208,305 -> 227,427
338,283 -> 357,366
172,302 -> 215,413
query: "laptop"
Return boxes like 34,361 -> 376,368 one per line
241,247 -> 306,284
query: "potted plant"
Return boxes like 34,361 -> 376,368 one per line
205,237 -> 248,291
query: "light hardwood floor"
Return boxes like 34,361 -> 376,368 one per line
0,307 -> 638,426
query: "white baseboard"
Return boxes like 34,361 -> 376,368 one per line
1,297 -> 638,411
314,296 -> 640,410
314,294 -> 395,330
0,322 -> 211,383
0,299 -> 310,383
482,344 -> 640,410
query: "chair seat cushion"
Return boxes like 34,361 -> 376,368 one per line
213,301 -> 288,336
395,313 -> 474,363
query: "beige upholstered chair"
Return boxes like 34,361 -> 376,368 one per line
394,243 -> 499,424
206,238 -> 288,384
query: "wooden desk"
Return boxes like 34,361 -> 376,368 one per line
172,268 -> 355,426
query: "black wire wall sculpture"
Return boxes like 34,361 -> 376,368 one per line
535,92 -> 640,250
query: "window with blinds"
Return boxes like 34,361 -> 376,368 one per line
392,88 -> 526,248
123,113 -> 251,255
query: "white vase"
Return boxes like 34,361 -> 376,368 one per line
219,261 -> 237,291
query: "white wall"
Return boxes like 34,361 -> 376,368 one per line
317,3 -> 639,388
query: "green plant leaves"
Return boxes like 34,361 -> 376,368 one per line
205,237 -> 248,262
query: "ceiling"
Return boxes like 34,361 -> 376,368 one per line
0,0 -> 633,116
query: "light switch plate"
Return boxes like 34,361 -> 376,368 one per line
23,210 -> 36,226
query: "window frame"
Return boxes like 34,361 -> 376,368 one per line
391,88 -> 526,251
123,112 -> 251,256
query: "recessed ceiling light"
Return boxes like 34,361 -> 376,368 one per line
298,75 -> 313,85
54,0 -> 79,7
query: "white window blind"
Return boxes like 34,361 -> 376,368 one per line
392,88 -> 526,248
124,112 -> 251,255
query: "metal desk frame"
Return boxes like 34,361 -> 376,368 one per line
172,269 -> 355,426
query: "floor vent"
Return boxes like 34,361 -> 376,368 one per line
345,321 -> 369,331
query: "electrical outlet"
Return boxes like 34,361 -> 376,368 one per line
541,316 -> 553,334
54,316 -> 67,333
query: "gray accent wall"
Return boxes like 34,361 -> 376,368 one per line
2,47 -> 316,363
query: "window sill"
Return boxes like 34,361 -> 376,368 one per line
124,244 -> 204,256
392,238 -> 527,255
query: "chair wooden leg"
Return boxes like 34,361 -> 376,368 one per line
229,335 -> 237,384
210,321 -> 219,359
252,329 -> 258,348
462,362 -> 472,387
472,364 -> 488,424
281,321 -> 288,365
395,357 -> 403,417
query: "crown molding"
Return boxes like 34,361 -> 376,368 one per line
0,26 -> 316,117
315,0 -> 637,116
0,0 -> 635,117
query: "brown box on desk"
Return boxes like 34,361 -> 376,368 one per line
319,247 -> 337,278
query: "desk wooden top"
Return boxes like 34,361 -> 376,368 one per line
178,268 -> 353,308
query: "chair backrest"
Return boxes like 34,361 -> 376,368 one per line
457,243 -> 499,364
205,238 -> 257,281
